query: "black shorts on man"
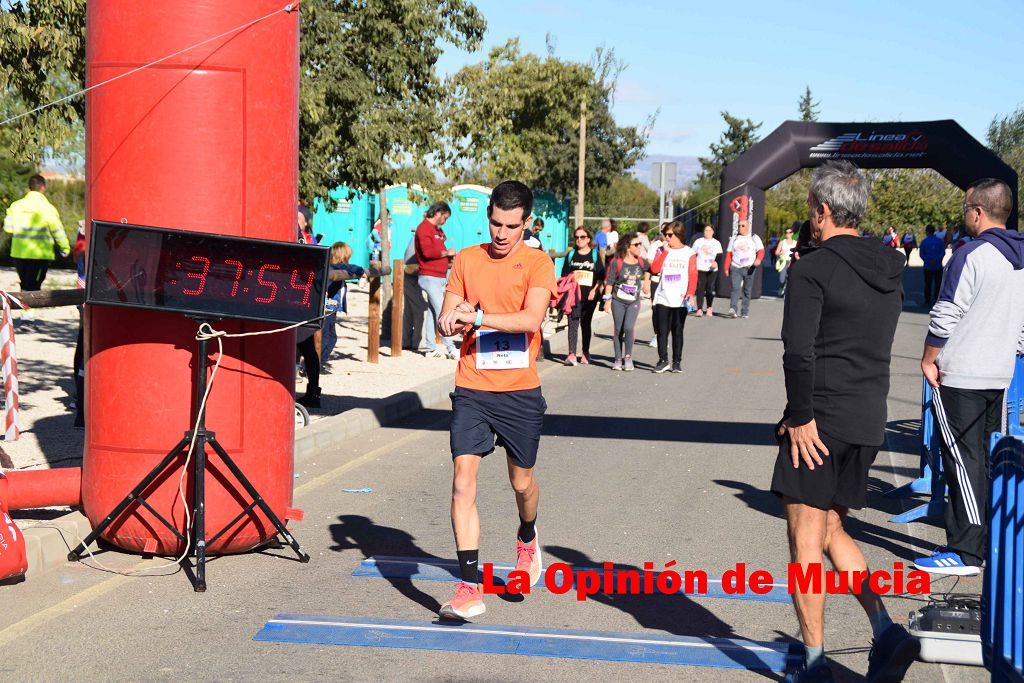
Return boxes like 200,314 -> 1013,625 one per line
449,387 -> 546,468
770,431 -> 879,510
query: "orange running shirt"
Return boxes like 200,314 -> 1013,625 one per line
446,243 -> 558,392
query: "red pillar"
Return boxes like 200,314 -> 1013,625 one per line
83,2 -> 300,554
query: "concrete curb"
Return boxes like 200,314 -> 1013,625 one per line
15,305 -> 648,585
16,512 -> 92,581
294,373 -> 454,464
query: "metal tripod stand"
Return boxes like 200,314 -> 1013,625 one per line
68,319 -> 310,591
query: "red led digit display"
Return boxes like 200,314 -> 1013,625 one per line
86,221 -> 330,326
181,255 -> 211,295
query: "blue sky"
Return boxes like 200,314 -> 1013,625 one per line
436,0 -> 1024,159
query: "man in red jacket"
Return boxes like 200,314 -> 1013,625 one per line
416,201 -> 458,358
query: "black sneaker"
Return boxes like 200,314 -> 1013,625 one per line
670,363 -> 682,373
297,391 -> 321,409
866,624 -> 919,682
784,663 -> 834,683
652,360 -> 671,374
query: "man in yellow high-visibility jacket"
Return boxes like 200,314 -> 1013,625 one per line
3,175 -> 70,305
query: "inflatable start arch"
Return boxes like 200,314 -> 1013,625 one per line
715,120 -> 1019,298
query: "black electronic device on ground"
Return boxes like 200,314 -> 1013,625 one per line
908,597 -> 983,666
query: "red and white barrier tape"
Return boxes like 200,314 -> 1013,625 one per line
0,293 -> 20,441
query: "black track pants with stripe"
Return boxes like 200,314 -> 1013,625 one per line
931,385 -> 1004,566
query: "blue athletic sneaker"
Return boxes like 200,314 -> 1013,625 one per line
784,663 -> 834,683
866,624 -> 920,682
913,549 -> 980,576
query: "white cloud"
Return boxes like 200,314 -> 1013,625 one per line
615,80 -> 676,106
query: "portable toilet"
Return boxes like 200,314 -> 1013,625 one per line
448,184 -> 492,253
312,186 -> 375,265
384,184 -> 428,264
533,190 -> 570,271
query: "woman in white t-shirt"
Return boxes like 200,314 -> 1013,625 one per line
690,224 -> 723,317
773,226 -> 798,296
649,221 -> 697,373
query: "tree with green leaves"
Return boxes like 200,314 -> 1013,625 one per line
798,85 -> 820,122
300,0 -> 484,199
988,106 -> 1024,207
585,174 -> 658,220
0,1 -> 485,201
765,87 -> 821,233
864,169 -> 961,233
765,167 -> 962,238
0,2 -> 85,164
443,39 -> 653,199
695,112 -> 761,188
681,112 -> 761,220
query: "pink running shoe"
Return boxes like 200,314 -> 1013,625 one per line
694,309 -> 704,317
579,353 -> 590,365
565,353 -> 577,366
515,533 -> 543,587
439,581 -> 486,620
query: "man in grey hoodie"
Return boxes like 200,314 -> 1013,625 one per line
916,178 -> 1024,576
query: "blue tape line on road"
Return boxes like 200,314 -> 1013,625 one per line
352,556 -> 791,603
255,614 -> 801,672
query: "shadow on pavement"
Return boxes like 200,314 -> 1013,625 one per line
327,514 -> 525,617
713,479 -> 936,562
329,514 -> 444,614
396,410 -> 776,446
544,545 -> 792,681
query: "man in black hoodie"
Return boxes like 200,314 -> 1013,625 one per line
772,161 -> 918,682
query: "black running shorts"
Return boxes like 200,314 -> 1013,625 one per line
770,430 -> 879,510
449,386 -> 546,469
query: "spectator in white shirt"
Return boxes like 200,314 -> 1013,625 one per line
724,220 -> 765,318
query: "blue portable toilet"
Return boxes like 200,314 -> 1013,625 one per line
448,184 -> 492,253
312,186 -> 375,265
384,184 -> 428,264
533,190 -> 570,271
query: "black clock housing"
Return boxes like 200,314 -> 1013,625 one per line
86,221 -> 329,326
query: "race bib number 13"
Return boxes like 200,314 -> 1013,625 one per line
476,331 -> 529,369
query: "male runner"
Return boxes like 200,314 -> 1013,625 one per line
436,181 -> 558,620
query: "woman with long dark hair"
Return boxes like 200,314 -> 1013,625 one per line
562,226 -> 605,365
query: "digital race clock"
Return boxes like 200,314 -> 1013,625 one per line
86,221 -> 330,326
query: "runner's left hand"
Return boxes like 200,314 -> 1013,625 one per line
784,419 -> 829,470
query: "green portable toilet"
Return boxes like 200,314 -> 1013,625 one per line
385,184 -> 428,265
448,184 -> 492,253
533,190 -> 570,271
313,186 -> 375,266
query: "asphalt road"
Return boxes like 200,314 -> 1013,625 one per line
0,287 -> 988,682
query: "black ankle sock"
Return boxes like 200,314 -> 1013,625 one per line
456,549 -> 480,584
518,516 -> 537,544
